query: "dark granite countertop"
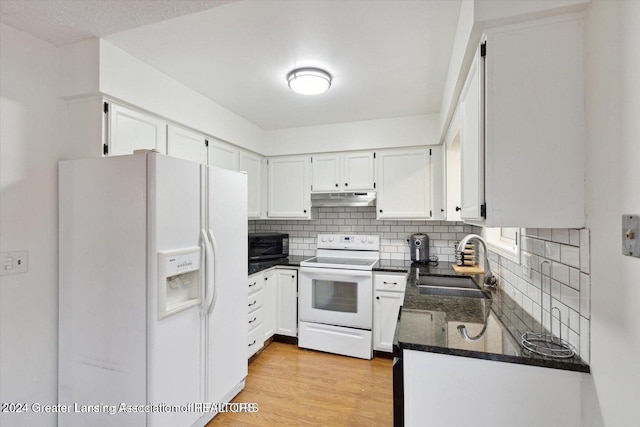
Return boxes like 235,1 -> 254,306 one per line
396,262 -> 590,374
248,255 -> 308,275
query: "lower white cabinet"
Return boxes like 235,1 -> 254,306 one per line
262,269 -> 276,341
403,350 -> 587,427
373,272 -> 408,352
275,268 -> 298,337
247,272 -> 264,358
248,267 -> 298,359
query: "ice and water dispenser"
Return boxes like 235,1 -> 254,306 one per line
157,247 -> 201,320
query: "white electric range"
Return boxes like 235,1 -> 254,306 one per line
298,234 -> 380,359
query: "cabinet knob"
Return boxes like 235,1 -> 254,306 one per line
379,209 -> 383,213
455,206 -> 461,212
303,209 -> 307,213
376,296 -> 380,300
291,275 -> 295,278
441,209 -> 445,212
345,183 -> 348,187
335,183 -> 339,187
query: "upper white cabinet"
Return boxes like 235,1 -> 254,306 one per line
207,137 -> 239,171
239,150 -> 263,219
267,155 -> 311,219
429,145 -> 446,221
375,147 -> 432,220
167,125 -> 207,164
107,103 -> 167,156
311,151 -> 375,192
455,15 -> 585,227
460,47 -> 485,222
344,151 -> 376,191
311,153 -> 341,192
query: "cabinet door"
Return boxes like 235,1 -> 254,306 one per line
268,156 -> 311,218
275,269 -> 297,337
460,48 -> 485,221
373,291 -> 404,352
429,146 -> 446,220
108,103 -> 166,156
375,148 -> 431,219
343,151 -> 375,191
311,153 -> 341,192
239,150 -> 263,218
207,138 -> 239,171
167,125 -> 207,164
445,120 -> 462,221
484,18 -> 584,227
262,270 -> 276,341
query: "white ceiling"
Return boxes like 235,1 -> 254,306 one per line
0,0 -> 462,131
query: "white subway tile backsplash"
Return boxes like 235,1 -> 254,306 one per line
580,316 -> 590,362
544,241 -> 561,261
561,245 -> 580,268
580,272 -> 591,318
552,228 -> 570,244
489,227 -> 591,360
569,229 -> 580,246
538,228 -> 552,240
253,213 -> 591,363
561,285 -> 580,312
579,228 -> 590,273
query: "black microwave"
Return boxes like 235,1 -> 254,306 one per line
248,233 -> 289,261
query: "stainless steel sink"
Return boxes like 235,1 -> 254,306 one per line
416,275 -> 489,299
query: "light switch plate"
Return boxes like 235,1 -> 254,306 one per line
622,214 -> 640,258
1,251 -> 29,276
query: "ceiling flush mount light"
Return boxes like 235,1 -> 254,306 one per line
287,68 -> 332,95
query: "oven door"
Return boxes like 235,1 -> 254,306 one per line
299,267 -> 373,330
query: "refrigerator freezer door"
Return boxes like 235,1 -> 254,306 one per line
205,166 -> 248,405
147,153 -> 203,427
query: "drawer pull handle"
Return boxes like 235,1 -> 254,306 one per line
383,281 -> 398,285
248,340 -> 256,347
249,282 -> 257,287
249,317 -> 257,324
248,301 -> 257,307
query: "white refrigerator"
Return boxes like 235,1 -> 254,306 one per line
58,151 -> 247,426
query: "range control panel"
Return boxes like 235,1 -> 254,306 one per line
317,234 -> 380,250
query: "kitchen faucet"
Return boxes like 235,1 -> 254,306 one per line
456,234 -> 497,288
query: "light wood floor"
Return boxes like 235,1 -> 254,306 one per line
208,342 -> 393,426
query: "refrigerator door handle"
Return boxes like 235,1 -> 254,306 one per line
201,229 -> 214,317
206,229 -> 220,316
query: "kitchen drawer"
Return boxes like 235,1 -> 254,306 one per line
248,289 -> 264,314
248,274 -> 263,294
374,273 -> 407,292
248,306 -> 263,333
248,324 -> 264,358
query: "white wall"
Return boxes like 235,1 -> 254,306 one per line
0,23 -> 61,427
263,114 -> 439,156
59,38 -> 265,154
582,1 -> 640,425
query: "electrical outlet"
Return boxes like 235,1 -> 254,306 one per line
521,253 -> 532,278
1,251 -> 28,276
622,214 -> 640,258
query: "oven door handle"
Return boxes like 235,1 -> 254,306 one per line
300,267 -> 373,279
